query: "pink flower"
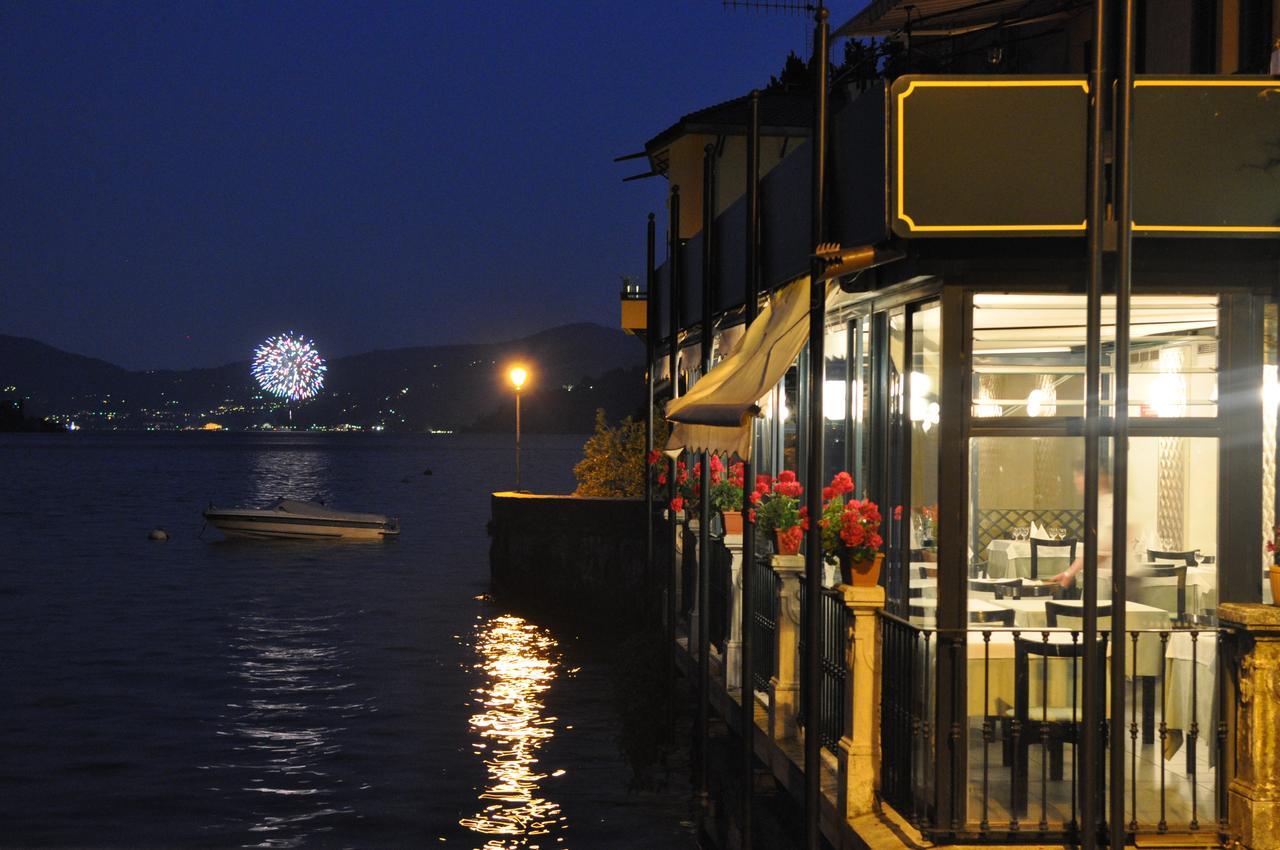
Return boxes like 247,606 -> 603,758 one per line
822,487 -> 834,501
647,449 -> 662,466
670,497 -> 684,513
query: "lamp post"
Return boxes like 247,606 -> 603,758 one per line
509,365 -> 528,490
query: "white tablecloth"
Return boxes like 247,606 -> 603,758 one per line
985,539 -> 1072,580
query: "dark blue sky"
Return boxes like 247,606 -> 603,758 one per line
2,1 -> 851,369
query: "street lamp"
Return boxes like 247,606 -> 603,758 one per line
508,365 -> 528,490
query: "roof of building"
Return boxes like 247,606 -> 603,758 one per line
642,90 -> 813,173
837,0 -> 1068,38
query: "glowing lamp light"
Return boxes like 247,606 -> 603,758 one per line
509,366 -> 528,391
908,371 -> 939,430
824,380 -> 846,421
1026,389 -> 1047,417
1264,365 -> 1279,411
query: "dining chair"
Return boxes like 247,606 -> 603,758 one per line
994,582 -> 1056,600
1029,536 -> 1078,580
1045,601 -> 1114,628
917,564 -> 938,579
1147,548 -> 1197,566
970,608 -> 1016,626
970,577 -> 1021,597
1142,564 -> 1189,620
1009,631 -> 1110,814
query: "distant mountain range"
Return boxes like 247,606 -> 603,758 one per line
0,323 -> 647,433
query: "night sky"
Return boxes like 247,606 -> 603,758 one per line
2,2 -> 845,370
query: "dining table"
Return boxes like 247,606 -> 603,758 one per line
984,539 -> 1073,580
1098,564 -> 1218,617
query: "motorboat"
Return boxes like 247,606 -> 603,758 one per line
202,499 -> 399,540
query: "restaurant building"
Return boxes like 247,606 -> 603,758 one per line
626,2 -> 1280,848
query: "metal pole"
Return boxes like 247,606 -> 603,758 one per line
697,143 -> 717,809
804,10 -> 829,850
646,212 -> 657,620
740,87 -> 761,850
1110,1 -> 1134,846
1082,1 -> 1109,846
668,186 -> 682,740
514,389 -> 521,490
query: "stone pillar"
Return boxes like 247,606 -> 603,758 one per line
835,583 -> 885,821
769,554 -> 805,741
723,532 -> 744,690
1220,603 -> 1280,850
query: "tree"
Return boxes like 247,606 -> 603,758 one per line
766,50 -> 813,92
573,407 -> 670,498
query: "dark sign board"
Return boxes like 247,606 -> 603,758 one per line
1133,78 -> 1280,237
890,76 -> 1089,237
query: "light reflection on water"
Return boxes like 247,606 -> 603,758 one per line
461,615 -> 565,849
250,450 -> 331,505
215,606 -> 361,848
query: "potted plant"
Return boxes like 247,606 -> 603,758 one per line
819,471 -> 884,586
751,470 -> 808,556
708,456 -> 747,535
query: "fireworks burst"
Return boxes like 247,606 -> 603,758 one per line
251,332 -> 327,401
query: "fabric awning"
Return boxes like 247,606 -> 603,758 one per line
665,275 -> 820,459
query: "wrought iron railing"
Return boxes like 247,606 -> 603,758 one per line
709,539 -> 730,653
750,553 -> 778,694
879,613 -> 1235,845
799,584 -> 848,754
880,612 -> 934,827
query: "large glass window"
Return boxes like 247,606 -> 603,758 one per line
971,295 -> 1219,419
910,304 -> 941,562
963,434 -> 1220,830
824,321 -> 849,486
823,317 -> 871,493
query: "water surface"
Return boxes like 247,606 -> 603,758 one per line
0,432 -> 694,848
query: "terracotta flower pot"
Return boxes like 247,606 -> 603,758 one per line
1270,565 -> 1280,607
841,552 -> 884,587
721,510 -> 744,536
775,529 -> 802,556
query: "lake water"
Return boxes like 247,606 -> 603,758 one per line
0,432 -> 696,849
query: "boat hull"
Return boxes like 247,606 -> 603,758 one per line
203,507 -> 398,540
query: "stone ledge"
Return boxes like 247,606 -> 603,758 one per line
1219,602 -> 1280,632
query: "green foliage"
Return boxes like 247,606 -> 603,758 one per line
573,408 -> 669,498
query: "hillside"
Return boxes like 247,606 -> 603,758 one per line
0,324 -> 645,433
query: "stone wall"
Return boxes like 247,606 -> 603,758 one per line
488,491 -> 666,629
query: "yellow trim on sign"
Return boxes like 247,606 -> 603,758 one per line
1135,223 -> 1280,233
1133,79 -> 1280,87
896,79 -> 1090,233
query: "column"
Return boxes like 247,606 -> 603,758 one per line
835,583 -> 885,821
723,532 -> 744,690
1221,602 -> 1280,850
769,554 -> 805,741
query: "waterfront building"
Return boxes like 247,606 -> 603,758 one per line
626,3 -> 1280,848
